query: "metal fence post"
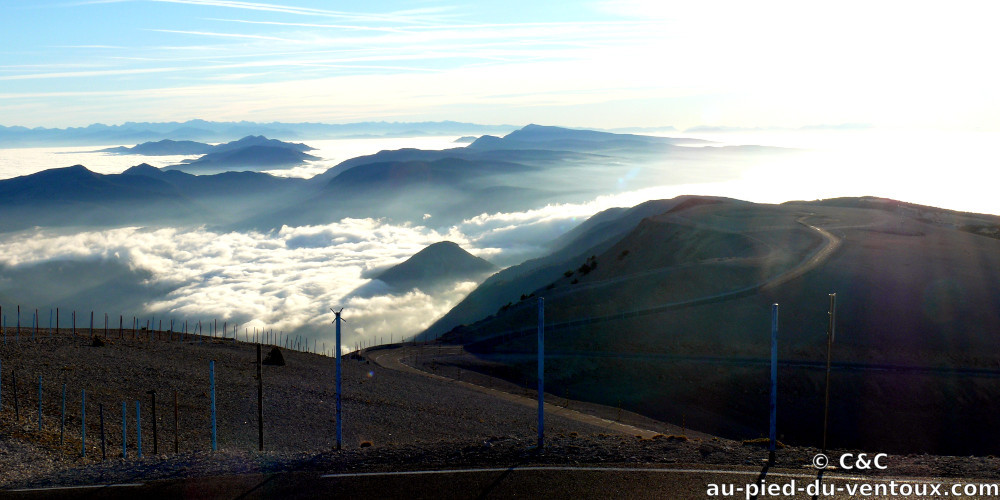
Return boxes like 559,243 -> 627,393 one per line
822,293 -> 837,453
332,308 -> 344,450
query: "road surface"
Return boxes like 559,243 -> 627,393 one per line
7,464 -> 990,499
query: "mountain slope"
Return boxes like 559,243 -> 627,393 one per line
99,139 -> 213,155
432,196 -> 1000,455
377,241 -> 497,291
467,123 -> 711,152
0,165 -> 195,232
0,163 -> 311,233
422,196 -> 723,338
171,146 -> 318,173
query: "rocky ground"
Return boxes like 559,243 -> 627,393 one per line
2,330 -> 1000,490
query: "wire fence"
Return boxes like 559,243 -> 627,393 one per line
0,302 -> 368,462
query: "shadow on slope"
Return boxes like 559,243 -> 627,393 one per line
434,197 -> 1000,456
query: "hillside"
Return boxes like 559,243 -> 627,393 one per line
423,196 -> 733,338
0,329 -> 680,489
173,145 -> 319,171
99,139 -> 214,155
1,330 -> 992,491
466,124 -> 711,152
0,163 -> 309,233
376,241 -> 497,292
433,196 -> 1000,455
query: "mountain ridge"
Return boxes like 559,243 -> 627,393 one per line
377,241 -> 497,292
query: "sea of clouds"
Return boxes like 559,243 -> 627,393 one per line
0,188 -> 687,353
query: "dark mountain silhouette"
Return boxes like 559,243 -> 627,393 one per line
207,135 -> 314,154
308,148 -> 467,186
0,165 -> 193,232
0,163 -> 308,233
157,136 -> 320,173
423,196 -> 723,338
377,241 -> 497,291
99,139 -> 214,155
170,145 -> 319,172
122,162 -> 308,196
467,124 -> 712,152
430,196 -> 1000,456
0,164 -> 182,203
304,144 -> 598,188
329,157 -> 531,188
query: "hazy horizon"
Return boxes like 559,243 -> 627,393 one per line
4,1 -> 1000,132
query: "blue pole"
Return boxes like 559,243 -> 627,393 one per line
81,390 -> 86,457
136,401 -> 142,458
537,297 -> 544,450
334,310 -> 343,450
769,303 -> 779,457
32,310 -> 36,341
210,360 -> 217,451
122,401 -> 127,458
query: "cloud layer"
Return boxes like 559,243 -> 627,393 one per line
0,198 -> 633,351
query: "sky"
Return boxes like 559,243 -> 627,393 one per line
3,0 -> 999,130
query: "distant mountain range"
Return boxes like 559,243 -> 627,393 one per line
0,124 -> 794,232
0,120 -> 518,147
377,241 -> 496,292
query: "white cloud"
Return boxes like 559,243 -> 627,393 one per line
0,183 -> 722,349
0,208 -> 587,348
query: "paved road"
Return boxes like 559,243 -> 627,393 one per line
8,465 -> 987,499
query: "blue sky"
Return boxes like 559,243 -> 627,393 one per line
2,0 -> 998,130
